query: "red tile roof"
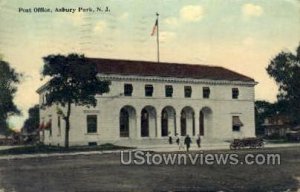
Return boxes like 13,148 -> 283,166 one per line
89,58 -> 254,82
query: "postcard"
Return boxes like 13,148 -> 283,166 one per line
0,0 -> 299,191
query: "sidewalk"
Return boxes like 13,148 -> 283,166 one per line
0,142 -> 299,160
138,142 -> 300,152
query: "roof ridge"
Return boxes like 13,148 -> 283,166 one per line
88,57 -> 222,68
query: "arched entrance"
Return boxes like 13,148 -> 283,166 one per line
141,106 -> 156,137
119,106 -> 136,138
181,107 -> 195,136
199,107 -> 213,137
161,106 -> 176,137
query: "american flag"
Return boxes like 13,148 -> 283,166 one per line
151,19 -> 158,36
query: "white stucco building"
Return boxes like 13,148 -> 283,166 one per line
37,58 -> 257,147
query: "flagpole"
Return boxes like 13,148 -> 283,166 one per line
156,12 -> 160,63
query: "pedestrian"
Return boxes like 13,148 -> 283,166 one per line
168,132 -> 172,144
196,134 -> 201,148
175,133 -> 180,145
184,135 -> 192,152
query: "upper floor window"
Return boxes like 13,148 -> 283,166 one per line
232,88 -> 239,99
124,84 -> 133,96
203,87 -> 210,98
165,85 -> 173,97
145,84 -> 153,97
184,86 -> 192,98
45,93 -> 49,104
87,115 -> 97,133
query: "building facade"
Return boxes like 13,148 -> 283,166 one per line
37,58 -> 257,146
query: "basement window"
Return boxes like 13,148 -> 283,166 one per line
88,142 -> 97,146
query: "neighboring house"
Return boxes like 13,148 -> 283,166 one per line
262,115 -> 292,137
37,58 -> 257,147
20,127 -> 39,144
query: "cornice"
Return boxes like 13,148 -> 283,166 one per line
98,74 -> 258,86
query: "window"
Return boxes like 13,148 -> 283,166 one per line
88,142 -> 97,146
124,84 -> 133,96
232,116 -> 243,132
203,87 -> 210,98
145,84 -> 153,97
57,116 -> 61,136
87,115 -> 97,133
165,85 -> 173,97
184,86 -> 192,98
45,93 -> 49,104
47,119 -> 52,137
232,88 -> 239,99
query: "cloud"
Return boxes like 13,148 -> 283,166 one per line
164,17 -> 179,26
242,3 -> 263,17
160,31 -> 176,42
180,5 -> 204,22
93,21 -> 107,33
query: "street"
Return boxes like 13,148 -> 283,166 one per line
0,147 -> 299,192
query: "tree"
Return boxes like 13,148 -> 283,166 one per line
41,53 -> 110,148
266,43 -> 300,125
0,59 -> 21,135
22,104 -> 40,133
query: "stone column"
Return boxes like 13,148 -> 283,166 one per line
156,115 -> 161,138
195,112 -> 200,137
176,115 -> 181,136
136,115 -> 141,139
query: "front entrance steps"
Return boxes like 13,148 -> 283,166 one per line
112,137 -> 230,152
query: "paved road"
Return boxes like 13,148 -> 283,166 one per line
0,147 -> 299,192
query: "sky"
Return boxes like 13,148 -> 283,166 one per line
0,0 -> 299,130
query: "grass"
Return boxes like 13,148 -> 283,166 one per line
0,143 -> 134,156
264,138 -> 292,144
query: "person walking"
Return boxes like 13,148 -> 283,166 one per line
196,134 -> 201,148
168,132 -> 173,144
175,133 -> 180,145
176,134 -> 184,150
184,135 -> 192,152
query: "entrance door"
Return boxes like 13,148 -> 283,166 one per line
120,108 -> 129,137
161,110 -> 168,136
200,111 -> 204,136
181,112 -> 187,136
141,109 -> 149,137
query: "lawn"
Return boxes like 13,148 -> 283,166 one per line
0,143 -> 133,156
